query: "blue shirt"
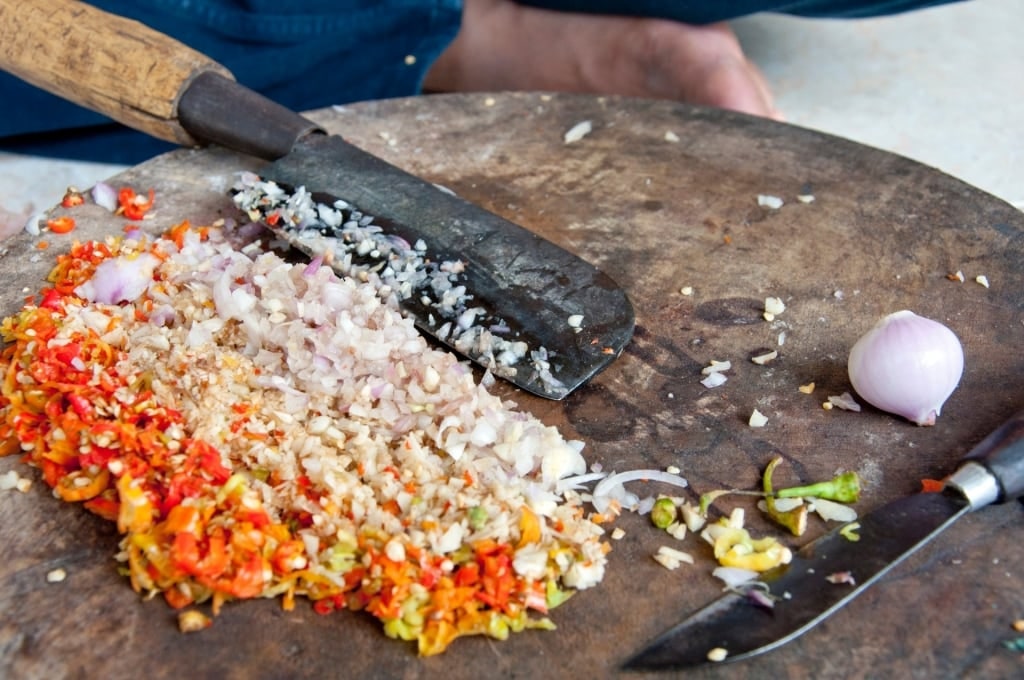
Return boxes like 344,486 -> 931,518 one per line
1,0 -> 462,162
0,0 -> 960,162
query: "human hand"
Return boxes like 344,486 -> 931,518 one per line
424,0 -> 781,120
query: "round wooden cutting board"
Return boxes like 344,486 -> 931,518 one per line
1,93 -> 1022,679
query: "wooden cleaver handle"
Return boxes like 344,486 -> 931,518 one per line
0,0 -> 320,157
0,0 -> 233,147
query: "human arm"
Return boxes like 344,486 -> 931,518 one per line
423,0 -> 780,119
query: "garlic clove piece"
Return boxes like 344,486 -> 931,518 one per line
847,310 -> 964,426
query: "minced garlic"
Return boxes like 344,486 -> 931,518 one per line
748,409 -> 768,428
178,610 -> 213,633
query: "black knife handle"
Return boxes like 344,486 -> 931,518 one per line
959,410 -> 1024,504
178,71 -> 324,160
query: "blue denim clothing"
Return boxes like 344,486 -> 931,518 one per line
0,0 -> 963,162
1,0 -> 461,162
515,0 -> 962,22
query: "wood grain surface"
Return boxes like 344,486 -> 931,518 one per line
1,93 -> 1022,679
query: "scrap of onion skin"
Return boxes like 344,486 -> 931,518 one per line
701,372 -> 727,389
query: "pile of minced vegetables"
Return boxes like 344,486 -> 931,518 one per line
0,183 -> 618,655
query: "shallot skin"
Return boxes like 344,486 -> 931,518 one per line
847,310 -> 964,426
74,253 -> 160,305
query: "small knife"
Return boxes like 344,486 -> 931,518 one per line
623,410 -> 1024,671
0,0 -> 634,399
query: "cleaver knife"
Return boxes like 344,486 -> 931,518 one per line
623,409 -> 1024,671
0,0 -> 634,400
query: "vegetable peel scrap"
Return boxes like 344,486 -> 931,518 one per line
839,522 -> 861,542
703,519 -> 792,572
0,218 -> 608,655
698,458 -> 861,537
763,457 -> 808,537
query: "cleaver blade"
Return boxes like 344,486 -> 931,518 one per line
623,410 -> 1024,672
0,0 -> 634,399
255,132 -> 635,400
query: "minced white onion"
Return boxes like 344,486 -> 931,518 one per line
701,372 -> 727,389
74,253 -> 161,305
556,471 -> 608,493
591,469 -> 688,513
808,497 -> 858,523
592,469 -> 689,499
41,223 -> 615,623
563,120 -> 593,144
712,566 -> 759,588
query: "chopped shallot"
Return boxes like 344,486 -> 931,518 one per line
0,470 -> 19,490
563,120 -> 593,144
701,372 -> 727,389
24,213 -> 44,236
748,409 -> 769,428
555,471 -> 607,493
712,566 -> 758,588
653,545 -> 694,570
764,297 -> 786,320
74,253 -> 160,305
827,392 -> 861,412
809,497 -> 858,523
591,469 -> 687,514
825,571 -> 856,585
46,568 -> 67,583
702,360 -> 731,375
745,586 -> 777,610
751,350 -> 778,365
700,360 -> 730,387
91,182 -> 119,212
592,469 -> 688,498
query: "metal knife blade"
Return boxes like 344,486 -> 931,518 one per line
0,2 -> 635,399
623,410 -> 1024,671
257,133 -> 635,399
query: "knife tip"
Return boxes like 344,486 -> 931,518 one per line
618,647 -> 708,673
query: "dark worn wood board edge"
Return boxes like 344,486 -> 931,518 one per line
1,93 -> 1022,679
